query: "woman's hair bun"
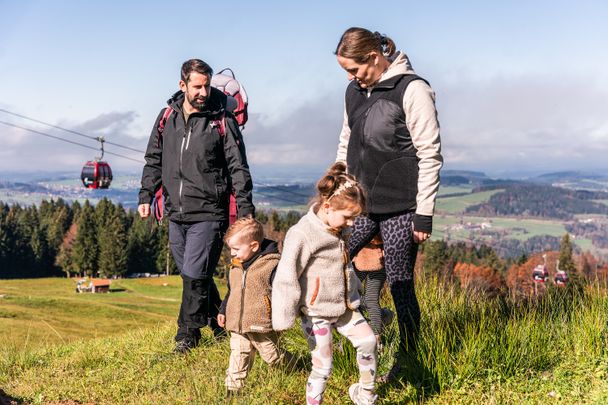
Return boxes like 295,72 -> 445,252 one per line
327,161 -> 347,177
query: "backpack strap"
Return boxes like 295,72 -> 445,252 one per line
156,107 -> 174,147
151,107 -> 173,224
211,114 -> 227,137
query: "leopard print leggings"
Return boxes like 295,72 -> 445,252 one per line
348,212 -> 420,353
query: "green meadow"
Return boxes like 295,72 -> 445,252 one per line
1,276 -> 607,404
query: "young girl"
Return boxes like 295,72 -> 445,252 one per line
272,163 -> 378,405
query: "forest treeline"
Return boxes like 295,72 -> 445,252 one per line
0,199 -> 300,280
466,184 -> 608,219
2,198 -> 608,301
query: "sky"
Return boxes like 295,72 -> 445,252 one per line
1,0 -> 608,180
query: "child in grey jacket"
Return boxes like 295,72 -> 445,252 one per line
272,163 -> 378,405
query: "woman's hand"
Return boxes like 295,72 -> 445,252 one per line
413,230 -> 431,244
217,314 -> 226,328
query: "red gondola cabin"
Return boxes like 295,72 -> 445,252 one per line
532,264 -> 549,283
81,161 -> 113,189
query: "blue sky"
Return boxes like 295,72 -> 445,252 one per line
1,0 -> 608,178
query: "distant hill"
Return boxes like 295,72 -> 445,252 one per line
466,184 -> 608,219
530,171 -> 608,192
441,170 -> 489,186
2,169 -> 608,210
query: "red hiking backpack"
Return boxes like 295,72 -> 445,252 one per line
151,69 -> 248,224
211,68 -> 249,127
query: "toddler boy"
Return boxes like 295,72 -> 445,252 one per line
218,217 -> 294,394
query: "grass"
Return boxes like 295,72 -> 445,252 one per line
1,276 -> 607,403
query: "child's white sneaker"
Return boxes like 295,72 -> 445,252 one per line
348,383 -> 377,405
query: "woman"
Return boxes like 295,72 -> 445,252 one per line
334,27 -> 442,382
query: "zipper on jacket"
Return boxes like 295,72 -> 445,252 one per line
178,135 -> 185,214
341,240 -> 349,308
238,268 -> 248,333
184,126 -> 192,150
178,119 -> 190,214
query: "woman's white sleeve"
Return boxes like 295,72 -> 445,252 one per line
403,80 -> 443,216
336,107 -> 351,163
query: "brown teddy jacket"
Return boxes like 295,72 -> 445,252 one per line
219,239 -> 280,334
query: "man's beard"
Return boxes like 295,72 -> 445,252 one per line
188,95 -> 206,111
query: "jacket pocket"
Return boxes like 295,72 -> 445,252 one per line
263,294 -> 272,320
214,172 -> 229,208
370,156 -> 418,210
309,277 -> 320,306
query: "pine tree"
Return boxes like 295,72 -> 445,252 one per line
0,202 -> 12,277
422,240 -> 447,276
126,213 -> 158,275
71,200 -> 82,222
559,233 -> 576,274
16,206 -> 53,276
156,221 -> 177,275
98,207 -> 128,278
71,201 -> 98,277
46,205 -> 71,255
95,198 -> 114,231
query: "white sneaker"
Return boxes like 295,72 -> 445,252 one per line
348,383 -> 378,405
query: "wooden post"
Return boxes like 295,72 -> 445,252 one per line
166,240 -> 170,276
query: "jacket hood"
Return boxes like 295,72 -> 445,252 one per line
242,238 -> 279,270
166,87 -> 227,117
378,51 -> 415,84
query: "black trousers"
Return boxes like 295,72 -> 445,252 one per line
169,220 -> 225,342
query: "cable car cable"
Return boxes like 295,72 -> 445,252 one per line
0,108 -> 145,154
0,111 -> 315,200
0,120 -> 143,163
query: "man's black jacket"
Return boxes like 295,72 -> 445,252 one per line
138,88 -> 254,222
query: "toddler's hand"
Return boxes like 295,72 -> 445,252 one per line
217,314 -> 226,328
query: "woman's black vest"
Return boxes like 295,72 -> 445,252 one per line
345,74 -> 427,214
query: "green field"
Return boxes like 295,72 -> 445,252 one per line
0,277 -> 183,350
1,277 -> 607,404
435,189 -> 502,214
436,185 -> 474,196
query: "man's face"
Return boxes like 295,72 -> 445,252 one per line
179,72 -> 211,111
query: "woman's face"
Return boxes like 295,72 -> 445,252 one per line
337,53 -> 383,89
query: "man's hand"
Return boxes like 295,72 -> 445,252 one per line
138,203 -> 151,218
413,230 -> 431,244
217,314 -> 226,328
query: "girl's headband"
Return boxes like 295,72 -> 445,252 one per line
327,180 -> 355,202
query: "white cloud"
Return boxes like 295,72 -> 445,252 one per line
437,74 -> 608,171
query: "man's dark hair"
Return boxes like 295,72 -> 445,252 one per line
181,59 -> 214,83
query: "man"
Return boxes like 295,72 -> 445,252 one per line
138,59 -> 254,354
